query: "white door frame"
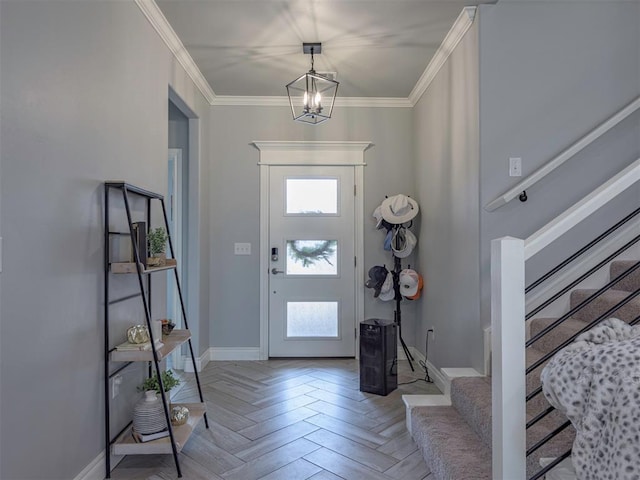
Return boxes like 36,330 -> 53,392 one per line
253,141 -> 371,360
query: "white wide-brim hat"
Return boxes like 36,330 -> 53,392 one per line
399,269 -> 421,297
391,227 -> 417,258
380,194 -> 419,224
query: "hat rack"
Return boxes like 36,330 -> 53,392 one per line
390,224 -> 415,371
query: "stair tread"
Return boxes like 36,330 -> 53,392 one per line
411,405 -> 491,480
529,317 -> 585,355
570,288 -> 640,323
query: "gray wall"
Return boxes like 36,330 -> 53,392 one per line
410,1 -> 640,373
208,106 -> 417,349
412,22 -> 481,368
478,1 -> 640,363
0,1 -> 211,478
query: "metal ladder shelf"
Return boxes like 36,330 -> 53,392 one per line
103,182 -> 209,478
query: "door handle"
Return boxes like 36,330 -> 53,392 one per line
271,268 -> 285,275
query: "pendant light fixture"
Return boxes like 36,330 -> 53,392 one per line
286,43 -> 339,125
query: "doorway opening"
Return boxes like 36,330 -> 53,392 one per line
167,86 -> 202,371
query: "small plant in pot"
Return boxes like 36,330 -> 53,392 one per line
138,369 -> 180,394
147,227 -> 167,266
133,370 -> 182,436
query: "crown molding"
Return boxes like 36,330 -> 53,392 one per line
137,0 -> 473,109
134,0 -> 216,104
211,96 -> 412,108
408,6 -> 477,106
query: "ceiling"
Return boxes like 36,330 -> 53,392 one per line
155,0 -> 495,99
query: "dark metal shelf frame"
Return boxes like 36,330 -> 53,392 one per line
104,182 -> 209,478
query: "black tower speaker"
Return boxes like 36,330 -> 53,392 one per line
359,319 -> 397,395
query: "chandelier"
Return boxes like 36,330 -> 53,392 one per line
286,43 -> 339,125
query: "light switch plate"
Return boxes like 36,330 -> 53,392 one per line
234,243 -> 251,255
509,157 -> 522,177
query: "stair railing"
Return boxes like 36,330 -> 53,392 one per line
485,95 -> 640,212
491,158 -> 640,479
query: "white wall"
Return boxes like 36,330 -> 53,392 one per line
0,1 -> 211,478
478,1 -> 640,358
208,105 -> 418,350
412,21 -> 481,368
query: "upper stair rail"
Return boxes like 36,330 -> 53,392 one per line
485,96 -> 640,212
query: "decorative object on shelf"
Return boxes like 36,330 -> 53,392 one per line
138,369 -> 180,394
131,221 -> 148,267
161,319 -> 176,336
132,429 -> 169,443
170,405 -> 190,426
286,43 -> 339,125
147,227 -> 168,266
127,325 -> 150,344
287,240 -> 336,267
380,194 -> 419,224
133,390 -> 168,435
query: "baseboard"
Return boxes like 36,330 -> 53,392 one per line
182,348 -> 210,373
73,451 -> 107,480
209,347 -> 261,361
407,346 -> 447,395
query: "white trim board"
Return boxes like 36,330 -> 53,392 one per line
209,347 -> 261,361
182,349 -> 210,372
136,1 -> 475,108
73,451 -> 107,480
135,0 -> 216,104
405,346 -> 448,396
254,141 -> 370,360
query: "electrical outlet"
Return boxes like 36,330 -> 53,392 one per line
509,157 -> 522,177
427,327 -> 435,341
112,374 -> 123,399
234,243 -> 251,255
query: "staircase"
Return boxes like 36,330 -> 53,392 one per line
409,259 -> 640,479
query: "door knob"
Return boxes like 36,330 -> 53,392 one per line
271,268 -> 285,275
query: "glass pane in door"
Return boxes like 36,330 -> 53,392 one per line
286,240 -> 338,275
286,178 -> 338,214
287,301 -> 339,337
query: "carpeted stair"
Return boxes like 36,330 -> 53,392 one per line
410,259 -> 640,480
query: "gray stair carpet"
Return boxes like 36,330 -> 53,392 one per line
410,260 -> 639,480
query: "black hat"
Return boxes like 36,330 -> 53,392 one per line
365,265 -> 388,297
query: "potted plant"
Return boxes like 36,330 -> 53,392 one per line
147,227 -> 168,266
133,370 -> 181,435
138,369 -> 180,394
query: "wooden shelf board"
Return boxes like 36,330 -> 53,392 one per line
110,330 -> 191,363
110,258 -> 177,274
112,402 -> 205,456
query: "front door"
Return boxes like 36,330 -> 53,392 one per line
268,165 -> 356,357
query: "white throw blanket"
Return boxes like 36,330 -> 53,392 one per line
541,318 -> 640,480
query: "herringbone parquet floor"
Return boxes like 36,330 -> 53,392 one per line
111,358 -> 439,480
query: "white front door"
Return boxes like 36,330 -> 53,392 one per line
268,165 -> 356,357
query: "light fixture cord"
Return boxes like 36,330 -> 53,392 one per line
310,47 -> 315,73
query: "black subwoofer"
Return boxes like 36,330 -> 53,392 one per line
359,319 -> 397,395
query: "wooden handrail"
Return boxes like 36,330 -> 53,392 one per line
485,96 -> 640,212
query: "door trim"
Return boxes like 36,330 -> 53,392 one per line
253,141 -> 372,360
